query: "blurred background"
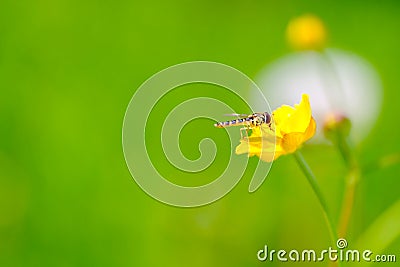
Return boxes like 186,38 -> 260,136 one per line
1,0 -> 400,266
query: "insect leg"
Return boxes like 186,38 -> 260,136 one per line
240,126 -> 251,139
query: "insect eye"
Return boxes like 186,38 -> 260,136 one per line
264,112 -> 271,123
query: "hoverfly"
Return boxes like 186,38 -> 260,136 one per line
214,112 -> 272,138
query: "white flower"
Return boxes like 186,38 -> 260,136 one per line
252,49 -> 382,143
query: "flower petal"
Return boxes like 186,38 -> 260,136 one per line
281,132 -> 305,153
279,94 -> 311,134
272,105 -> 295,137
303,117 -> 316,142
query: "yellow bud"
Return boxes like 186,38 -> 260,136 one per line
286,14 -> 327,51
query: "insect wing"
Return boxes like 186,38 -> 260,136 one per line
223,113 -> 250,118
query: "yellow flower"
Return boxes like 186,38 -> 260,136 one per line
236,94 -> 316,162
286,14 -> 327,50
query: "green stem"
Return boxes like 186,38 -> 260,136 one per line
333,130 -> 360,238
335,131 -> 357,169
293,151 -> 338,245
338,167 -> 359,238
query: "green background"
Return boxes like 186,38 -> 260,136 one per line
1,0 -> 399,266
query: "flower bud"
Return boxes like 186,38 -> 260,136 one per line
323,113 -> 351,142
286,14 -> 327,51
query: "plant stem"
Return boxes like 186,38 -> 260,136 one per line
335,133 -> 360,238
338,167 -> 359,237
293,151 -> 338,244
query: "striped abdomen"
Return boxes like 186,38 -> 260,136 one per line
214,117 -> 253,128
214,112 -> 271,128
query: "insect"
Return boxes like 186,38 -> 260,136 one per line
214,112 -> 272,138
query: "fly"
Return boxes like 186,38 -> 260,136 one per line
214,112 -> 272,138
